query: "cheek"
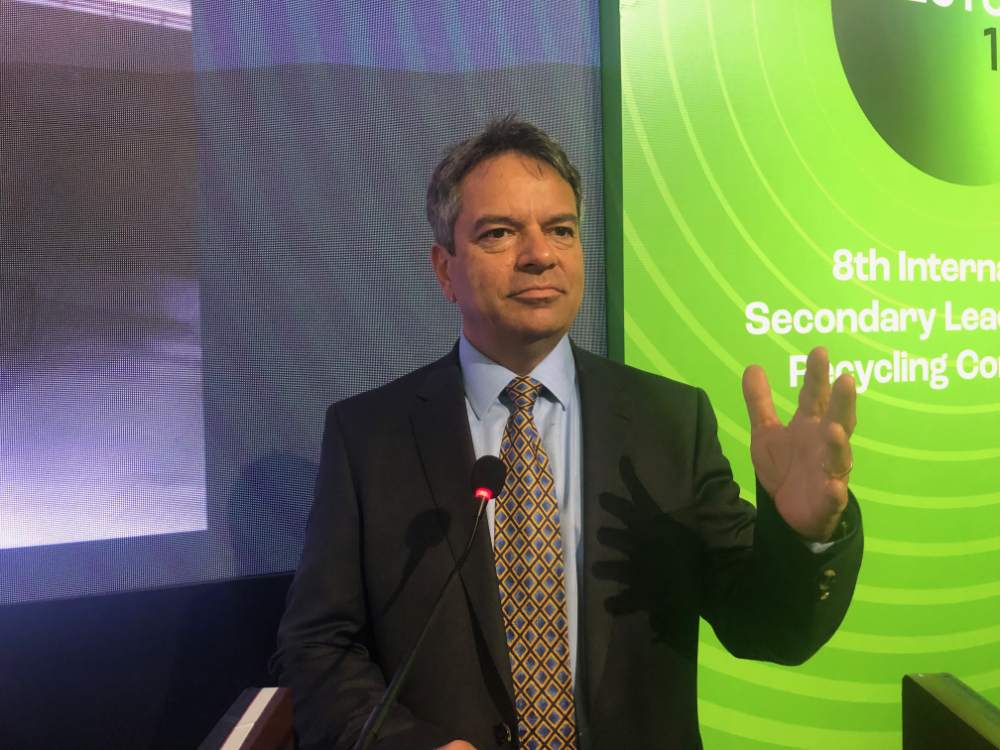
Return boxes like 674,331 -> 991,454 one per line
468,260 -> 509,301
567,250 -> 585,290
453,258 -> 484,295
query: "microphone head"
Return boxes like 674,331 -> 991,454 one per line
471,455 -> 506,501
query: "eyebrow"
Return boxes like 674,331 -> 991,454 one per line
472,214 -> 522,232
543,212 -> 580,228
471,212 -> 580,233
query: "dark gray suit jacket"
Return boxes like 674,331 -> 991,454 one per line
270,343 -> 863,750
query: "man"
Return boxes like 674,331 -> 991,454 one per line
270,116 -> 863,750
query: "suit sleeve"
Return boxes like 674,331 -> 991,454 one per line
692,388 -> 864,665
269,406 -> 451,750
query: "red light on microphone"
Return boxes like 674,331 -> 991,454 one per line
471,455 -> 505,505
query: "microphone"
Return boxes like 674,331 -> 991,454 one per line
471,454 -> 506,505
352,456 -> 507,750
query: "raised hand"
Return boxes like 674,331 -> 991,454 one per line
742,347 -> 856,543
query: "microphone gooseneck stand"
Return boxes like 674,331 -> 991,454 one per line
352,495 -> 491,750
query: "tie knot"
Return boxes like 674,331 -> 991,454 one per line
504,376 -> 544,412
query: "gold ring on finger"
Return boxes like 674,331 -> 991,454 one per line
822,459 -> 853,480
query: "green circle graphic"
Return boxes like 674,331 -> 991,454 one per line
832,0 -> 1000,185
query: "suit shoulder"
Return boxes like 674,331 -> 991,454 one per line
574,345 -> 703,403
326,350 -> 457,425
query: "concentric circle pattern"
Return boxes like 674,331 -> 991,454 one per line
619,0 -> 1000,747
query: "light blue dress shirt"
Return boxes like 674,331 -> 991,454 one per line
458,332 -> 583,685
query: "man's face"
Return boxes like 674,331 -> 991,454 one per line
431,151 -> 584,354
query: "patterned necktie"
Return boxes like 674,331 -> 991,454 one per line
495,376 -> 576,749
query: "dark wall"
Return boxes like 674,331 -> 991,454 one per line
0,574 -> 292,750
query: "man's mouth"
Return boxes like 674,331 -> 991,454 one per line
511,286 -> 562,299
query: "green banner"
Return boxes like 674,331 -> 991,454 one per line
610,0 -> 1000,746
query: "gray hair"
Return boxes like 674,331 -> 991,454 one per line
425,115 -> 583,254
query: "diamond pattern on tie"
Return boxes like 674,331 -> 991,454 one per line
495,376 -> 576,750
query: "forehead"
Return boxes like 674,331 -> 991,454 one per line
457,152 -> 576,215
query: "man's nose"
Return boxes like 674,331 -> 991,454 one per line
517,226 -> 556,271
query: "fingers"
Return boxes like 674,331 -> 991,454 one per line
595,526 -> 630,554
798,347 -> 831,419
592,559 -> 626,582
598,492 -> 634,524
742,364 -> 780,429
617,456 -> 658,513
826,371 -> 858,438
820,368 -> 857,480
822,420 -> 853,484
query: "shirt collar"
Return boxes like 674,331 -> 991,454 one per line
458,332 -> 576,420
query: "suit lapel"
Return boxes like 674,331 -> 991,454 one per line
574,345 -> 631,713
410,348 -> 515,705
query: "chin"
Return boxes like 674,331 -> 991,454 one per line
510,319 -> 570,343
499,304 -> 577,343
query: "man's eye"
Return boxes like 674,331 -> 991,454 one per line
483,228 -> 508,240
552,226 -> 575,237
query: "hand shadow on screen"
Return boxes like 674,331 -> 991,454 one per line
380,508 -> 452,616
592,456 -> 702,658
225,450 -> 318,574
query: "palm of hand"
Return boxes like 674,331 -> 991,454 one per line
743,347 -> 856,542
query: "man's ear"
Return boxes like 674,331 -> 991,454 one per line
430,243 -> 457,303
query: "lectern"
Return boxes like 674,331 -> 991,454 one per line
903,673 -> 1000,749
199,687 -> 293,750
